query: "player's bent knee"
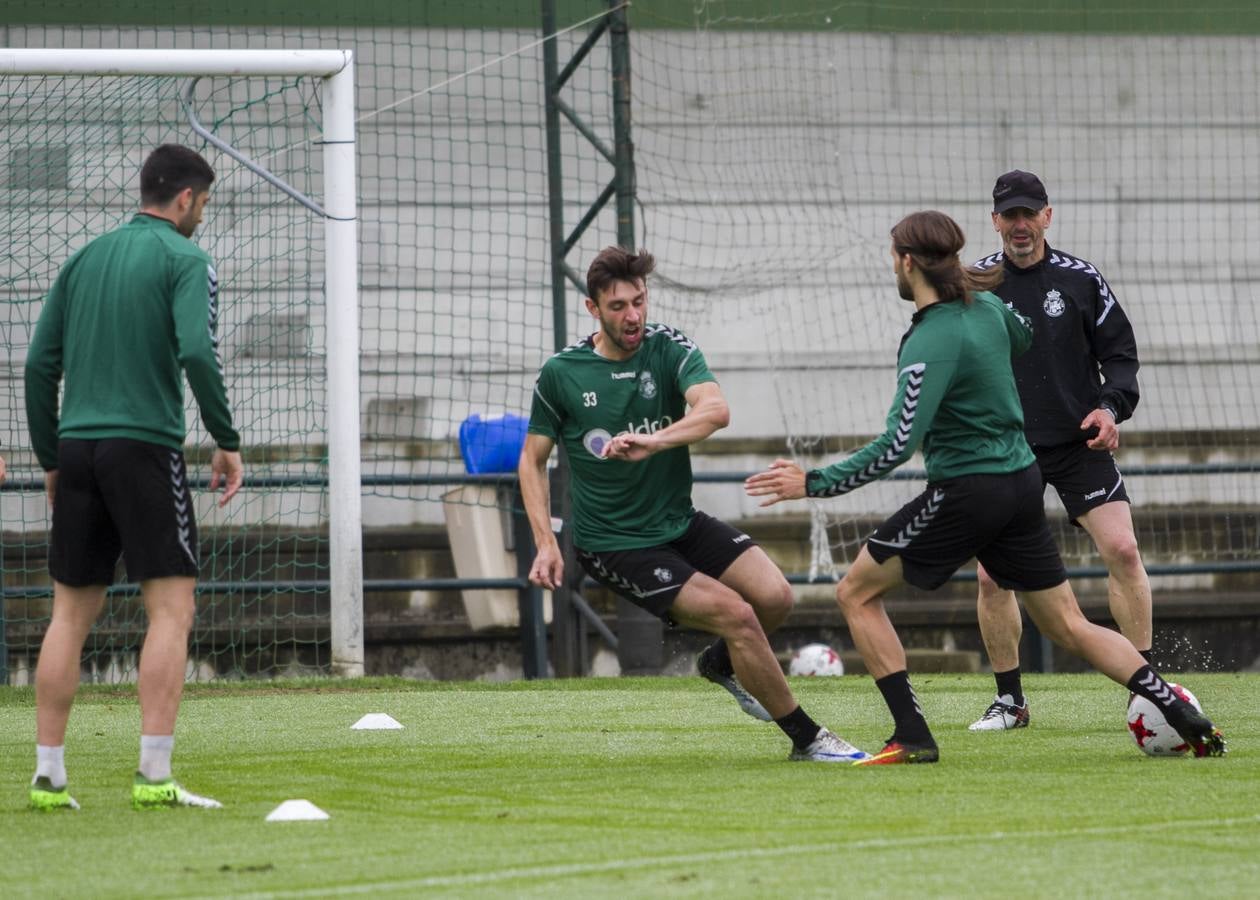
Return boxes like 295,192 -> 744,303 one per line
1039,609 -> 1089,652
715,600 -> 766,643
1101,537 -> 1143,573
765,579 -> 794,616
834,578 -> 872,616
976,571 -> 1003,598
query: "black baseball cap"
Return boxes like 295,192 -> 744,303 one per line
992,170 -> 1048,213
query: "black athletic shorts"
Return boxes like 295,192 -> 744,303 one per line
1032,441 -> 1130,525
576,510 -> 757,622
865,462 -> 1067,592
50,438 -> 200,586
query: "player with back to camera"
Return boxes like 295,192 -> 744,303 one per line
25,144 -> 244,811
518,245 -> 869,762
967,170 -> 1153,732
745,210 -> 1226,765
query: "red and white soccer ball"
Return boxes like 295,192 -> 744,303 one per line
788,643 -> 845,677
1126,683 -> 1200,757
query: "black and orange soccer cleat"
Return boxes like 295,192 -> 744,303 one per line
852,739 -> 940,767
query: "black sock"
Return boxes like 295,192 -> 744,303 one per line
1127,665 -> 1205,734
1126,665 -> 1179,711
704,639 -> 733,676
1139,648 -> 1153,665
874,671 -> 935,746
775,706 -> 822,751
993,667 -> 1024,707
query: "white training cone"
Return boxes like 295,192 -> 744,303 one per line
351,713 -> 403,730
266,799 -> 330,822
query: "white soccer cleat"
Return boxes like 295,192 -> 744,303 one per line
968,694 -> 1031,731
789,727 -> 870,762
696,647 -> 773,722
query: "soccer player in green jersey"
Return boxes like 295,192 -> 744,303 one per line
25,145 -> 244,810
520,246 -> 868,762
746,211 -> 1225,765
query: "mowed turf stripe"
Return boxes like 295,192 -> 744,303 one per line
218,812 -> 1260,897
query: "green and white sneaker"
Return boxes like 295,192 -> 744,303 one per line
131,774 -> 223,810
29,776 -> 80,811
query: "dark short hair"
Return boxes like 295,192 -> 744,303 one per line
586,246 -> 655,303
140,144 -> 215,206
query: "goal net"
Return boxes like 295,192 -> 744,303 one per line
0,57 -> 353,683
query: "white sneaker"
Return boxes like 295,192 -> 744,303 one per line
696,648 -> 773,722
789,727 -> 871,762
968,694 -> 1030,731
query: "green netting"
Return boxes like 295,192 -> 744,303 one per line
1,73 -> 330,683
2,2 -> 1258,684
629,4 -> 1260,584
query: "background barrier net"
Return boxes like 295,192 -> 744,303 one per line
629,5 -> 1260,588
2,2 -> 1258,682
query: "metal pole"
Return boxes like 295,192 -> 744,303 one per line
542,0 -> 569,352
609,0 -> 635,249
512,487 -> 550,678
540,0 -> 583,677
606,0 -> 663,673
322,59 -> 365,678
0,581 -> 7,685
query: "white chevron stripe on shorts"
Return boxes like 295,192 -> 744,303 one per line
868,488 -> 946,550
169,452 -> 197,566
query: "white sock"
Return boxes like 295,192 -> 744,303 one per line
139,735 -> 175,782
34,744 -> 67,788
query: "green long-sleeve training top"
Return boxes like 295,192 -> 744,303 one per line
807,290 -> 1035,497
25,213 -> 240,470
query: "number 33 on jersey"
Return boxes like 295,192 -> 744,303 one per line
526,323 -> 716,550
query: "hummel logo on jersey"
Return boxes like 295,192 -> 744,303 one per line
1084,488 -> 1106,500
611,371 -> 636,380
653,567 -> 673,583
1043,289 -> 1066,317
732,533 -> 750,544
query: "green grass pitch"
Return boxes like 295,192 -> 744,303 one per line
2,672 -> 1257,898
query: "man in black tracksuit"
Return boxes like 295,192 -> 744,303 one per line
967,170 -> 1154,732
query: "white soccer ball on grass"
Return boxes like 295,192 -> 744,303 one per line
1126,683 -> 1200,757
788,643 -> 844,677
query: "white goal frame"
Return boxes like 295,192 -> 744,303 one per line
0,49 -> 365,677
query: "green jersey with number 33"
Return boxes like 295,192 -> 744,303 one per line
527,323 -> 716,551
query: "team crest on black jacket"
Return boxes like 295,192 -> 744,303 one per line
1043,289 -> 1066,317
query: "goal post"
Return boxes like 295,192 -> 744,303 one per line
0,49 -> 364,677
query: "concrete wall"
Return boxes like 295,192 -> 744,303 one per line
1,27 -> 1257,533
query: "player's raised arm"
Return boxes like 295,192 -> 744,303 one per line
743,458 -> 806,507
517,432 -> 562,590
602,380 -> 729,461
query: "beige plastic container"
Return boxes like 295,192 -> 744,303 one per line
442,484 -> 552,630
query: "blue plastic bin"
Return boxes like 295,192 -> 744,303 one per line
458,413 -> 529,474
